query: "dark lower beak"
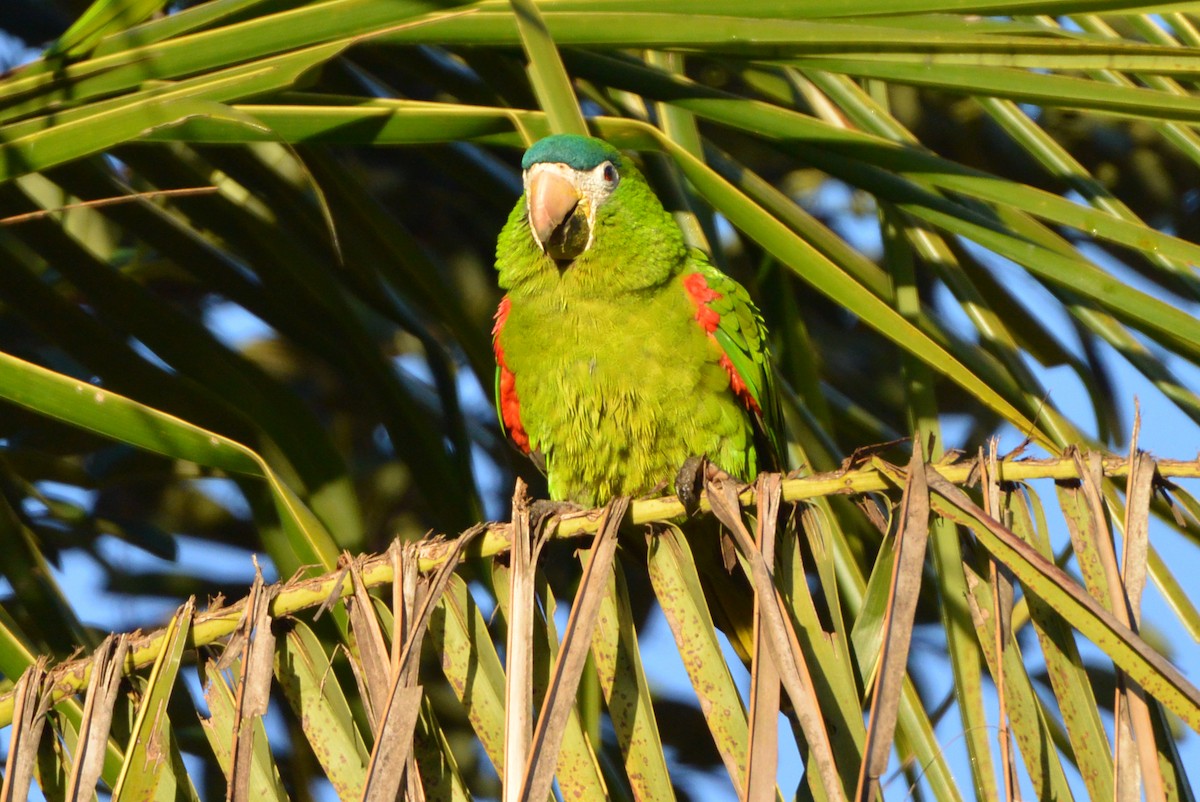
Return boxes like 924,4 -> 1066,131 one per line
528,171 -> 590,261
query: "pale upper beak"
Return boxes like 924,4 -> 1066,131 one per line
527,168 -> 581,250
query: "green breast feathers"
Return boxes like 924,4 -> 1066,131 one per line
492,134 -> 783,506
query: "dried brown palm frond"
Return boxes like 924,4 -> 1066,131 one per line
1,449 -> 1196,799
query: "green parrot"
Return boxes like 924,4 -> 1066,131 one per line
492,134 -> 785,509
492,134 -> 786,659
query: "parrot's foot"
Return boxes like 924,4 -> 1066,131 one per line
529,499 -> 584,531
675,456 -> 705,515
675,455 -> 725,516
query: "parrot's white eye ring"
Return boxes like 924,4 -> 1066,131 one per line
601,162 -> 617,184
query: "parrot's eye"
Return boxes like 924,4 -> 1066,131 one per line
601,163 -> 617,183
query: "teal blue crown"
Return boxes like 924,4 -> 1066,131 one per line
522,134 -> 623,171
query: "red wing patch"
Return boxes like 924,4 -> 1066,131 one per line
492,296 -> 531,453
683,272 -> 762,415
682,272 -> 721,333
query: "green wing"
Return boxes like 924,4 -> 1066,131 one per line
689,253 -> 788,471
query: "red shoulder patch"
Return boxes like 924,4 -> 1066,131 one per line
492,297 -> 530,453
682,272 -> 721,333
683,272 -> 761,415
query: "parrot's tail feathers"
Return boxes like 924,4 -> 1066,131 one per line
686,520 -> 758,666
697,566 -> 757,665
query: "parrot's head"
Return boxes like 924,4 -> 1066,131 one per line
498,134 -> 686,296
520,134 -> 625,264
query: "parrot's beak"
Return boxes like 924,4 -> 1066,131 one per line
527,167 -> 592,262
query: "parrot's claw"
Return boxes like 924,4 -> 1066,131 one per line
529,499 -> 584,531
675,455 -> 718,516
